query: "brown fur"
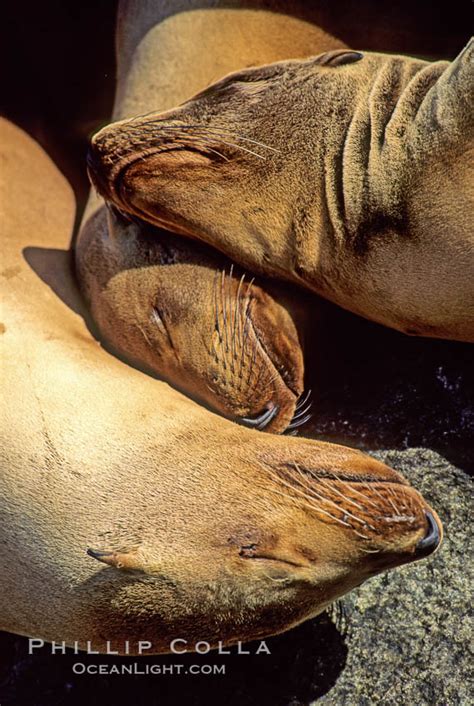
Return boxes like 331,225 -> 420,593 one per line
1,4 -> 444,654
91,36 -> 474,341
78,208 -> 306,432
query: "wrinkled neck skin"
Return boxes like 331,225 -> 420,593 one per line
209,40 -> 470,341
249,41 -> 472,340
313,42 -> 474,340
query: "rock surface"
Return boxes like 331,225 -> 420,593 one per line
319,448 -> 473,706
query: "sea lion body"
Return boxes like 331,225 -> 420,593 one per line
91,37 -> 474,341
1,120 -> 442,653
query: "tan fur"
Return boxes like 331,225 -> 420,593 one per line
1,5 -> 443,654
92,35 -> 474,342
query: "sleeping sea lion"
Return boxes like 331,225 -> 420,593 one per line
89,38 -> 474,342
78,206 -> 307,434
1,118 -> 442,654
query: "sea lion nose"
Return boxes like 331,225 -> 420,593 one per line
86,141 -> 101,175
415,511 -> 442,557
86,145 -> 99,173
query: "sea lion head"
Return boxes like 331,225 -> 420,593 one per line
78,206 -> 307,433
86,434 -> 442,652
87,41 -> 472,308
85,49 -> 395,272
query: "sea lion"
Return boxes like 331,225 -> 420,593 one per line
1,118 -> 442,653
76,4 -> 348,433
78,207 -> 308,434
89,38 -> 474,342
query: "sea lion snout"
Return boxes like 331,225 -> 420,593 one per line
191,267 -> 305,433
257,442 -> 444,576
86,145 -> 108,196
86,126 -> 130,201
81,442 -> 443,651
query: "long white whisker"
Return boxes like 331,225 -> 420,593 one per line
143,120 -> 280,152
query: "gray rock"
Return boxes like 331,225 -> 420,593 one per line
318,448 -> 473,706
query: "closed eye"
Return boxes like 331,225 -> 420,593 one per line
150,305 -> 179,361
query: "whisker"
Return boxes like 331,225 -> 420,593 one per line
142,120 -> 281,152
261,467 -> 353,528
213,270 -> 221,342
386,486 -> 402,514
136,124 -> 269,160
287,413 -> 312,430
237,280 -> 254,384
238,276 -> 248,351
197,144 -> 231,162
293,464 -> 369,527
360,480 -> 389,507
337,479 -> 380,510
316,477 -> 367,513
386,495 -> 402,516
234,273 -> 245,353
248,336 -> 259,384
226,265 -> 236,367
289,401 -> 313,422
352,529 -> 370,540
220,270 -> 230,360
295,389 -> 312,412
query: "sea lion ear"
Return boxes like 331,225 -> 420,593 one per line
314,50 -> 364,67
87,547 -> 144,571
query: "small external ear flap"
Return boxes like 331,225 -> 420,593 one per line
87,547 -> 143,571
314,50 -> 364,67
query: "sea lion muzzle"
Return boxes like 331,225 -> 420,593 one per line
239,402 -> 279,430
